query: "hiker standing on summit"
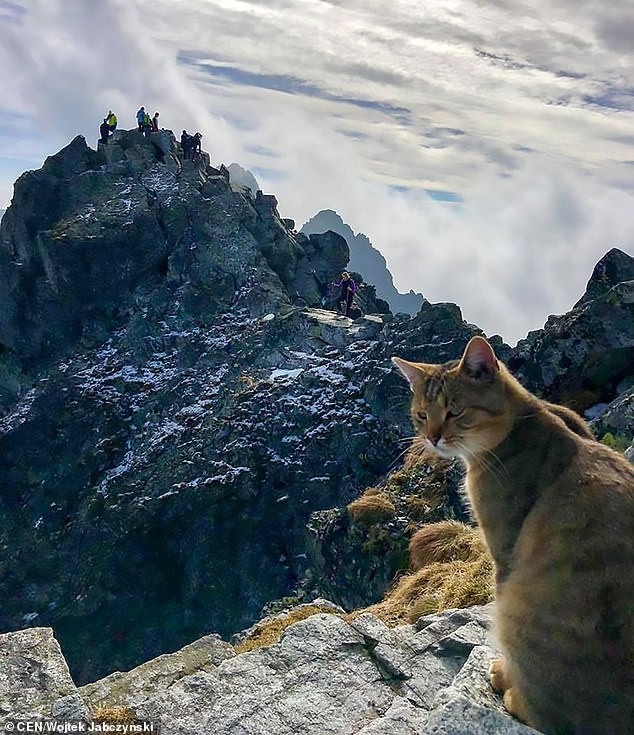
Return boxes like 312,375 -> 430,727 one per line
180,130 -> 190,159
106,110 -> 117,133
136,106 -> 146,132
333,271 -> 357,318
99,118 -> 110,145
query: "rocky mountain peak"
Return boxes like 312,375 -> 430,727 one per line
0,129 -> 394,406
574,246 -> 634,307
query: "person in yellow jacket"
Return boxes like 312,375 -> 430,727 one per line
106,110 -> 117,133
142,111 -> 152,138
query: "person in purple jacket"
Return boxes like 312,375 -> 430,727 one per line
332,271 -> 356,318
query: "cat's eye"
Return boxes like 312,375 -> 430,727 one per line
415,411 -> 427,422
447,408 -> 464,419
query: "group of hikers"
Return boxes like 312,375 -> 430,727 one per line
98,107 -> 204,162
98,110 -> 118,144
98,106 -> 159,144
135,106 -> 161,138
180,130 -> 203,160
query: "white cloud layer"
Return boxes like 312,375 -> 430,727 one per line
0,0 -> 633,344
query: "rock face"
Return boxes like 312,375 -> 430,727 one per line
301,209 -> 425,315
509,247 -> 634,410
0,605 -> 538,735
0,130 -> 632,689
574,248 -> 634,308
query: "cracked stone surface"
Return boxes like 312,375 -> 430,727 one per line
0,605 -> 540,734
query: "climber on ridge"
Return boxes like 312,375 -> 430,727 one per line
142,110 -> 152,138
348,302 -> 362,320
332,271 -> 357,319
180,130 -> 190,159
191,132 -> 202,158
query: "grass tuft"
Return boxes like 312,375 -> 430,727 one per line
347,492 -> 396,525
91,705 -> 138,725
351,520 -> 493,625
409,519 -> 485,570
233,603 -> 343,654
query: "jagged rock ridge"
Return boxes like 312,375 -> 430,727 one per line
0,128 -> 632,693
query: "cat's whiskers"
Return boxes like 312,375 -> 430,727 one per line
455,440 -> 507,486
463,439 -> 511,480
389,439 -> 426,469
407,437 -> 430,464
480,446 -> 510,479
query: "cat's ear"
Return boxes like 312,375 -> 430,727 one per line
391,356 -> 427,391
459,336 -> 499,380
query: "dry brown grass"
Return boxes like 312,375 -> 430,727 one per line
233,603 -> 344,654
409,519 -> 485,570
347,492 -> 396,525
351,520 -> 493,625
91,705 -> 138,725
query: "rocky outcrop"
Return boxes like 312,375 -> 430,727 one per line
0,627 -> 87,722
1,605 -> 538,735
301,209 -> 425,315
509,248 -> 634,410
574,247 -> 634,307
587,385 -> 634,461
0,131 -> 354,404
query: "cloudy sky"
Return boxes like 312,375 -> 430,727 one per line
1,0 -> 633,344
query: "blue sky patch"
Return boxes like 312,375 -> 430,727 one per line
0,0 -> 25,25
178,52 -> 411,124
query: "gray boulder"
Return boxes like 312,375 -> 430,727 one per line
0,627 -> 87,723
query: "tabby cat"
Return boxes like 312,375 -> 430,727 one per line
392,336 -> 634,735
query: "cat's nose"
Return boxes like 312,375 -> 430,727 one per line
428,434 -> 442,446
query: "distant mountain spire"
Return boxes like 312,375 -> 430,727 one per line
227,164 -> 260,195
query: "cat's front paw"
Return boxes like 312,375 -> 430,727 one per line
502,687 -> 529,724
489,657 -> 509,693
